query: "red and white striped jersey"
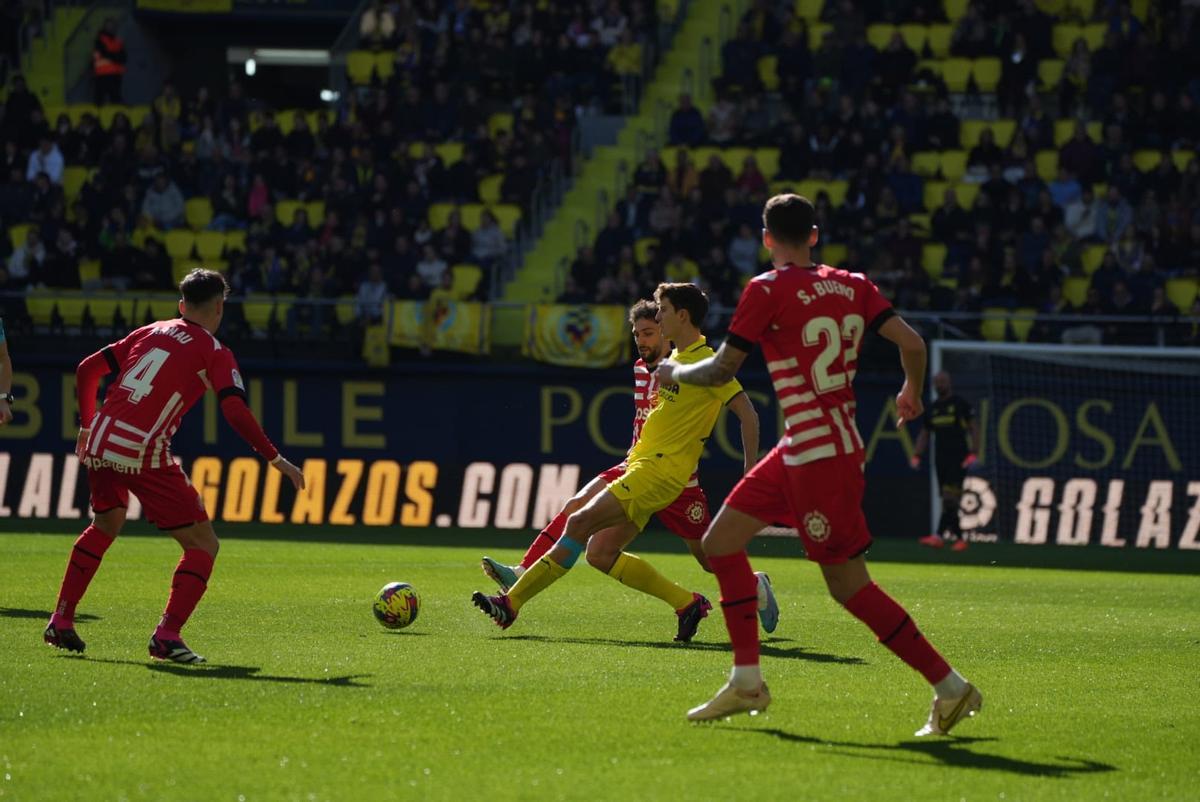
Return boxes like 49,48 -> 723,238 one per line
83,318 -> 245,472
727,263 -> 894,468
630,357 -> 699,486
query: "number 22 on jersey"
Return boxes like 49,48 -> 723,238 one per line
802,314 -> 864,393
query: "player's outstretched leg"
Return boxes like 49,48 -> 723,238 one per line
825,557 -> 980,736
45,517 -> 120,654
150,522 -> 218,664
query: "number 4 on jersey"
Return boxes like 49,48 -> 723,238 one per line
120,348 -> 171,403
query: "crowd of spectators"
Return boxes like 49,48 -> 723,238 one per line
567,0 -> 1200,345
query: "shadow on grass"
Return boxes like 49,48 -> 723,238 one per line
500,634 -> 865,665
723,728 -> 1117,778
76,657 -> 372,687
0,608 -> 101,622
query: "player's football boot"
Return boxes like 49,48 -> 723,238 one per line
480,557 -> 519,593
918,534 -> 946,548
951,539 -> 969,552
686,681 -> 772,722
148,635 -> 206,664
44,622 -> 86,653
471,591 -> 517,629
914,683 -> 982,736
755,572 -> 779,634
674,593 -> 712,642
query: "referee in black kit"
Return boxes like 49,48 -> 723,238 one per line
911,371 -> 979,551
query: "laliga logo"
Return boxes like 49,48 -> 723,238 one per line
804,511 -> 830,542
959,476 -> 998,530
686,500 -> 705,524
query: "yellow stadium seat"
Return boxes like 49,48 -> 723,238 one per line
927,24 -> 952,57
1062,275 -> 1089,307
346,50 -> 375,85
1065,0 -> 1097,17
487,112 -> 514,138
164,230 -> 195,260
65,104 -> 98,127
921,243 -> 947,279
1165,277 -> 1199,313
795,0 -> 822,19
142,295 -> 180,323
127,105 -> 152,128
459,204 -> 484,231
242,295 -> 276,332
1080,244 -> 1107,274
923,180 -> 949,211
224,230 -> 247,253
1038,59 -> 1064,87
908,212 -> 931,233
98,104 -> 131,129
62,166 -> 89,201
971,58 -> 1002,92
867,24 -> 896,51
185,197 -> 213,230
1011,308 -> 1036,342
42,104 -> 67,128
981,309 -> 1008,342
807,23 -> 832,50
819,243 -> 848,266
943,0 -> 968,19
478,174 -> 504,204
195,230 -> 225,260
55,296 -> 88,327
1173,150 -> 1195,172
374,51 -> 395,81
1035,150 -> 1059,181
1133,150 -> 1163,172
1052,25 -> 1082,57
305,200 -> 325,227
912,151 -> 941,177
428,203 -> 456,230
943,58 -> 971,93
719,147 -> 754,174
275,109 -> 297,135
940,150 -> 968,181
635,237 -> 660,266
1054,119 -> 1101,147
1080,23 -> 1105,50
492,204 -> 522,237
1093,182 -> 1107,198
335,295 -> 357,325
275,199 -> 303,226
754,147 -> 781,179
796,179 -> 848,207
954,182 -> 982,208
78,259 -> 101,284
87,297 -> 118,327
435,142 -> 464,167
131,226 -> 164,249
757,55 -> 779,91
450,264 -> 484,300
25,293 -> 56,326
899,24 -> 928,54
8,223 -> 32,248
173,259 -> 202,284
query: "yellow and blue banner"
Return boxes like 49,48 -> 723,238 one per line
387,298 -> 489,355
136,0 -> 233,12
523,304 -> 629,368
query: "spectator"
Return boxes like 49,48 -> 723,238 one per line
1048,167 -> 1082,209
92,17 -> 126,106
140,173 -> 185,230
471,209 -> 507,267
355,262 -> 389,322
6,226 -> 45,288
1065,186 -> 1101,241
415,244 -> 449,288
668,94 -> 707,146
25,135 -> 64,185
359,1 -> 397,49
727,223 -> 759,277
1095,185 -> 1133,244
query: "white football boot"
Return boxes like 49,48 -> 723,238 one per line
686,682 -> 772,722
914,683 -> 982,736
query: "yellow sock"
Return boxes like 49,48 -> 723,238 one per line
508,557 -> 568,612
607,552 -> 695,611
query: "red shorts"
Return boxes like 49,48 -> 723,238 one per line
598,464 -> 710,540
725,446 -> 872,564
87,459 -> 209,531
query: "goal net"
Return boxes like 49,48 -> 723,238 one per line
931,341 -> 1200,551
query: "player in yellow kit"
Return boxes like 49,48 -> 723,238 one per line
472,283 -> 758,641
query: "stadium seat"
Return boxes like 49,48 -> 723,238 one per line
1080,23 -> 1105,50
275,109 -> 297,134
346,50 -> 375,85
62,166 -> 89,201
820,243 -> 848,266
926,24 -> 952,57
1035,150 -> 1059,181
173,259 -> 201,284
954,182 -> 982,208
275,200 -> 303,225
757,55 -> 779,91
25,293 -> 56,326
87,297 -> 119,329
923,180 -> 949,212
961,119 -> 1016,149
1093,182 -> 1107,198
478,174 -> 504,204
1172,150 -> 1195,172
795,0 -> 822,19
1080,244 -> 1107,274
942,59 -> 971,93
943,0 -> 968,19
435,142 -> 464,167
867,25 -> 896,51
65,104 -> 98,127
56,295 -> 88,327
719,147 -> 754,174
305,201 -> 325,227
980,309 -> 1008,342
185,197 -> 213,231
224,230 -> 247,253
131,226 -> 164,249
428,203 -> 456,230
487,112 -> 514,138
459,204 -> 484,231
754,148 -> 781,178
899,24 -> 928,54
912,151 -> 942,177
1062,275 -> 1089,307
493,204 -> 522,237
1133,150 -> 1163,172
634,237 -> 659,266
971,58 -> 1002,92
335,295 -> 357,325
1054,120 -> 1102,147
242,295 -> 276,333
141,295 -> 180,323
78,259 -> 101,284
796,179 -> 848,207
807,23 -> 832,50
1052,25 -> 1086,57
1038,59 -> 1065,87
908,212 -> 931,233
97,104 -> 131,129
164,230 -> 195,261
374,51 -> 395,81
921,243 -> 947,279
450,264 -> 484,300
940,150 -> 968,181
1010,308 -> 1036,342
127,105 -> 152,127
195,230 -> 225,260
8,223 -> 32,249
1065,0 -> 1097,17
1165,277 -> 1199,313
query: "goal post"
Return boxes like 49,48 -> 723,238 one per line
930,341 -> 1200,551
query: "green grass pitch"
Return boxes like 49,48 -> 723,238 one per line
2,529 -> 1197,801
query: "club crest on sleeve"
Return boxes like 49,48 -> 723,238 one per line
804,511 -> 830,542
686,501 -> 706,524
231,369 -> 244,390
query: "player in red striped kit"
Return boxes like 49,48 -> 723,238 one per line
44,269 -> 305,663
659,195 -> 980,735
479,300 -> 779,634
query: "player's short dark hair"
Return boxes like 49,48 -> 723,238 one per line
654,282 -> 709,328
763,194 -> 815,246
628,299 -> 659,326
180,268 -> 229,307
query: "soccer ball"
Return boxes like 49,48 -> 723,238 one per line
373,582 -> 420,629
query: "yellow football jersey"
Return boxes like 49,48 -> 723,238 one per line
628,336 -> 743,485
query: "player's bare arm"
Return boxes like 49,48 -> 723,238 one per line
658,341 -> 749,387
727,391 -> 759,475
0,335 -> 13,425
877,315 -> 926,428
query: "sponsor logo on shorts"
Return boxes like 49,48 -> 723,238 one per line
803,511 -> 830,542
686,500 -> 705,524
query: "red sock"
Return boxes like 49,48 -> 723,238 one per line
52,525 -> 115,627
844,582 -> 951,684
709,551 -> 760,666
155,549 -> 215,640
520,513 -> 566,569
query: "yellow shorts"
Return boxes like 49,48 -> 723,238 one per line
606,457 -> 686,531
